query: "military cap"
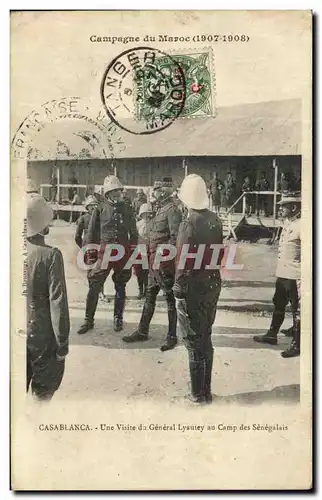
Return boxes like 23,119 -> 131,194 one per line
153,176 -> 173,189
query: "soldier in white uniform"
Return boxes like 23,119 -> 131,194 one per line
253,193 -> 301,358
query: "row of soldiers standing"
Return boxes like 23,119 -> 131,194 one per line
26,172 -> 301,404
74,173 -> 224,402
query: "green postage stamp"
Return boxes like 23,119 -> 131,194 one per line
134,48 -> 216,122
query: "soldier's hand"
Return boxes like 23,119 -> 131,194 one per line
56,353 -> 67,362
173,282 -> 186,299
85,248 -> 98,265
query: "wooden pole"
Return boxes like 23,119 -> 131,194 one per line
182,158 -> 188,177
273,158 -> 278,226
56,164 -> 60,203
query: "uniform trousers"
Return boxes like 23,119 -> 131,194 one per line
27,336 -> 65,400
176,274 -> 221,398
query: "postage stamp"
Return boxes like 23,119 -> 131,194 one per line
164,48 -> 216,118
101,46 -> 186,135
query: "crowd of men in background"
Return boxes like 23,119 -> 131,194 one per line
48,167 -> 301,220
208,170 -> 301,216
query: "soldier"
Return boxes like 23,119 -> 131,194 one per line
122,176 -> 182,352
209,171 -> 223,213
122,188 -> 132,207
173,174 -> 223,403
26,194 -> 70,401
253,193 -> 301,358
74,195 -> 98,249
134,202 -> 153,299
132,188 -> 147,217
77,176 -> 138,334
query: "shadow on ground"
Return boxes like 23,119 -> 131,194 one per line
70,318 -> 291,351
169,385 -> 300,406
212,384 -> 300,405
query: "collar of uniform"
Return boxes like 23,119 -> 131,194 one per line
27,233 -> 46,244
106,198 -> 124,208
156,196 -> 173,210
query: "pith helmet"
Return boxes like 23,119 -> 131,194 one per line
26,177 -> 39,193
27,194 -> 53,238
85,195 -> 98,208
179,174 -> 209,210
103,175 -> 123,195
277,191 -> 301,205
139,203 -> 153,217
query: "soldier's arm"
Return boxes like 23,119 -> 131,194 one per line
127,205 -> 139,246
74,215 -> 85,248
86,207 -> 100,245
48,248 -> 70,357
173,220 -> 194,298
168,205 -> 182,246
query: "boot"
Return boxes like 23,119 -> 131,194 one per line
280,326 -> 294,337
77,321 -> 94,335
253,310 -> 284,345
79,285 -> 99,334
160,292 -> 177,352
187,352 -> 205,404
253,331 -> 277,345
122,330 -> 148,343
204,348 -> 214,403
160,336 -> 177,352
113,317 -> 123,332
114,284 -> 125,331
281,319 -> 300,358
281,339 -> 300,358
136,276 -> 145,300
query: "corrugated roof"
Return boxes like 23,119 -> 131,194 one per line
27,99 -> 301,160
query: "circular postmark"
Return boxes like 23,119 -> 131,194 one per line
11,97 -> 126,161
100,47 -> 186,135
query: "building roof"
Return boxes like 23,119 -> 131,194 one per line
27,99 -> 301,161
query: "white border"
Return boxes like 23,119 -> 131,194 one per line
3,3 -> 319,499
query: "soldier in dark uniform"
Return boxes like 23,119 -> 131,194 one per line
77,176 -> 138,334
122,176 -> 182,352
174,174 -> 223,403
26,194 -> 70,401
74,195 -> 98,249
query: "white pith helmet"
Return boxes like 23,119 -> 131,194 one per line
27,194 -> 53,238
139,203 -> 153,217
178,174 -> 209,210
103,175 -> 123,195
85,195 -> 98,208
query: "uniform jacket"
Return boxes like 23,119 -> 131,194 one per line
27,236 -> 70,357
75,212 -> 91,248
86,199 -> 138,248
148,197 -> 182,257
276,216 -> 301,280
174,209 -> 223,297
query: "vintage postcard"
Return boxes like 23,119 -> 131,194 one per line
10,10 -> 312,490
